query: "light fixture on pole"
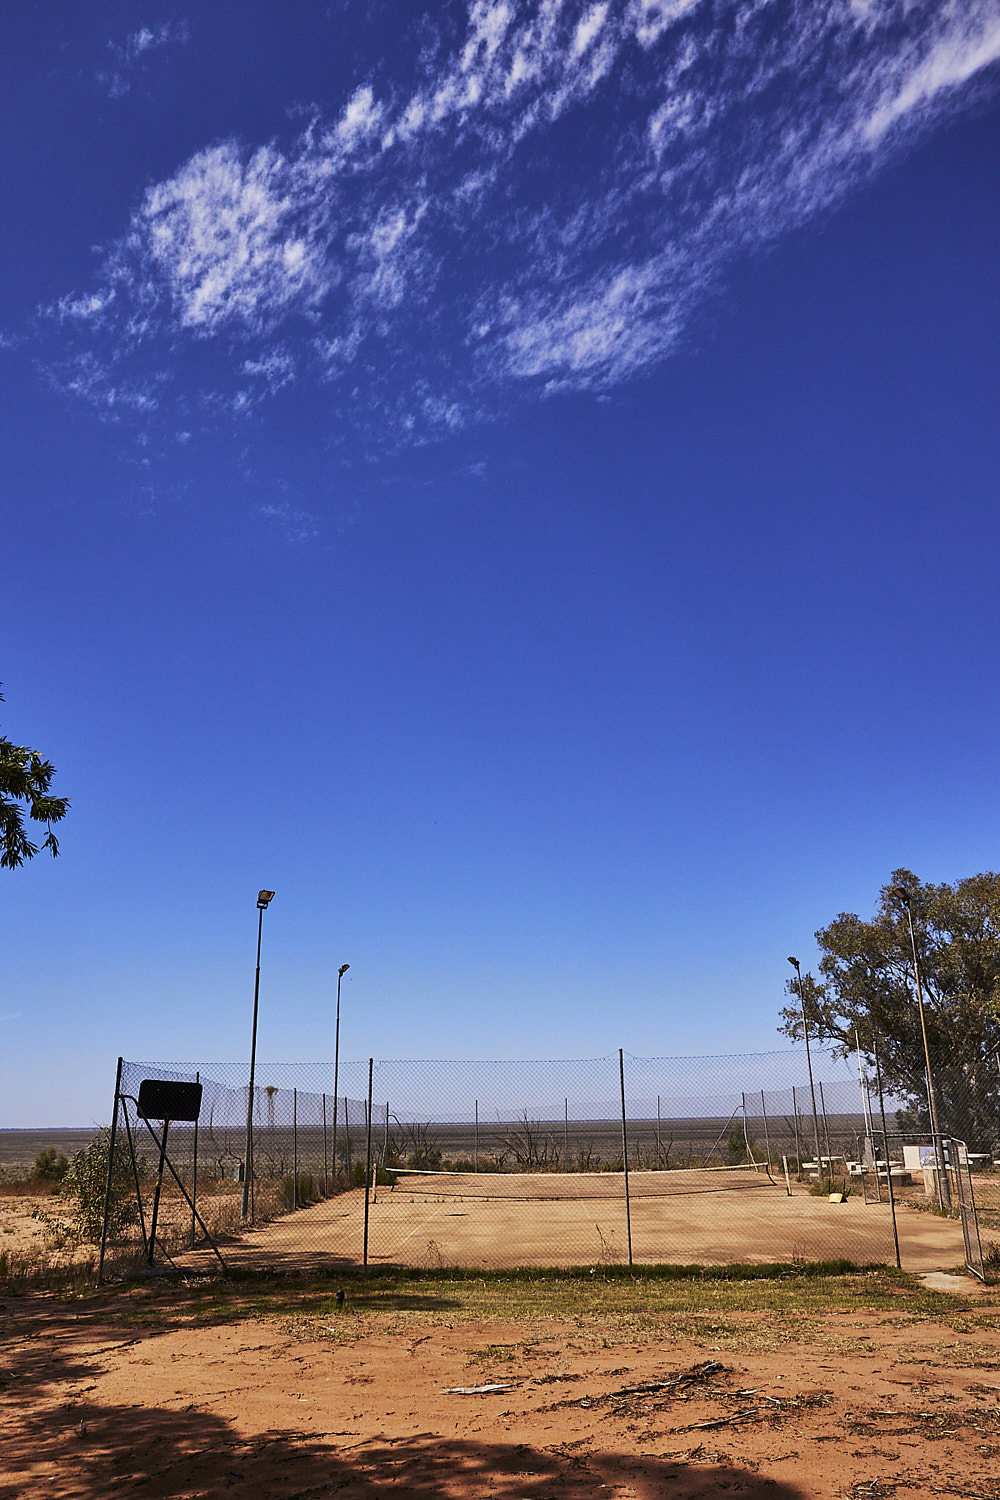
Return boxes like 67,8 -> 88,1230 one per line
241,890 -> 275,1223
894,887 -> 949,1209
788,956 -> 822,1171
331,963 -> 349,1187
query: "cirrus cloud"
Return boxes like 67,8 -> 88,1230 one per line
43,0 -> 1000,437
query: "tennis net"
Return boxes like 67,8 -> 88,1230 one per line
387,1162 -> 778,1203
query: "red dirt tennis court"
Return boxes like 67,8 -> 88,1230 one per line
175,1168 -> 987,1276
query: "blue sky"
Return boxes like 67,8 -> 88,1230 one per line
2,1 -> 1000,1126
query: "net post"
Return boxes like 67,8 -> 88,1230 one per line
475,1099 -> 479,1172
363,1058 -> 374,1274
97,1056 -> 124,1285
618,1049 -> 633,1268
564,1097 -> 568,1163
873,1041 -> 901,1270
782,1155 -> 791,1195
293,1087 -> 298,1208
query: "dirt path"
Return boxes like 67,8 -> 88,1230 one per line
3,1280 -> 1000,1498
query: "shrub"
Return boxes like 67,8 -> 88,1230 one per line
280,1173 -> 320,1212
809,1177 -> 852,1199
33,1149 -> 70,1183
62,1129 -> 141,1242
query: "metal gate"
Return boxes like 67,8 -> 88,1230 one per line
950,1138 -> 985,1282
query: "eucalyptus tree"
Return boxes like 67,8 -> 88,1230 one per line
779,870 -> 1000,1148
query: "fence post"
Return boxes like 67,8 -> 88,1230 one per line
760,1089 -> 771,1168
97,1056 -> 124,1285
618,1049 -> 633,1268
293,1088 -> 298,1207
363,1059 -> 374,1273
191,1070 -> 199,1248
656,1094 -> 661,1164
382,1101 -> 389,1169
791,1085 -> 801,1169
564,1097 -> 568,1163
874,1042 -> 901,1270
474,1099 -> 479,1171
818,1081 -> 833,1168
322,1092 -> 328,1195
344,1094 -> 352,1181
331,1086 -> 339,1191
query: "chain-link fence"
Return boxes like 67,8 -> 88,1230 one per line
94,1047 -> 981,1278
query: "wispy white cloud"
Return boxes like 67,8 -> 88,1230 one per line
47,1 -> 1000,437
258,501 -> 321,544
99,18 -> 190,98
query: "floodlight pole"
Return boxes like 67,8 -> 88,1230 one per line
788,957 -> 822,1172
331,963 -> 349,1186
242,891 -> 274,1223
895,889 -> 949,1209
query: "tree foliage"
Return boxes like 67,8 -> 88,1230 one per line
0,684 -> 69,868
779,869 -> 1000,1148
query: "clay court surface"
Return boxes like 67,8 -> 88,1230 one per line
177,1171 -> 983,1276
4,1268 -> 1000,1499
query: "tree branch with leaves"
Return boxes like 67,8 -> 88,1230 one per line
0,684 -> 69,868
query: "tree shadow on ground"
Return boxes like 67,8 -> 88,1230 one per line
4,1400 -> 808,1499
1,1300 -> 808,1499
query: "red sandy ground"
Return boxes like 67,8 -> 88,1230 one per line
3,1279 -> 1000,1499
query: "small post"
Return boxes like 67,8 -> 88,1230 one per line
322,1092 -> 328,1196
191,1070 -> 200,1249
363,1059 -> 374,1273
618,1049 -> 633,1269
293,1088 -> 298,1208
97,1057 -> 124,1285
874,1041 -> 901,1269
474,1099 -> 479,1172
782,1155 -> 791,1196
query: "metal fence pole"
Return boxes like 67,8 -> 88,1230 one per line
791,1085 -> 801,1169
191,1070 -> 199,1248
656,1094 -> 661,1164
760,1089 -> 771,1168
564,1097 -> 569,1163
874,1041 -> 901,1270
475,1099 -> 479,1171
322,1092 -> 328,1195
331,1088 -> 339,1191
293,1087 -> 298,1207
363,1059 -> 374,1273
97,1057 -> 124,1285
818,1081 -> 833,1169
382,1100 -> 390,1168
344,1094 -> 352,1181
618,1049 -> 633,1268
